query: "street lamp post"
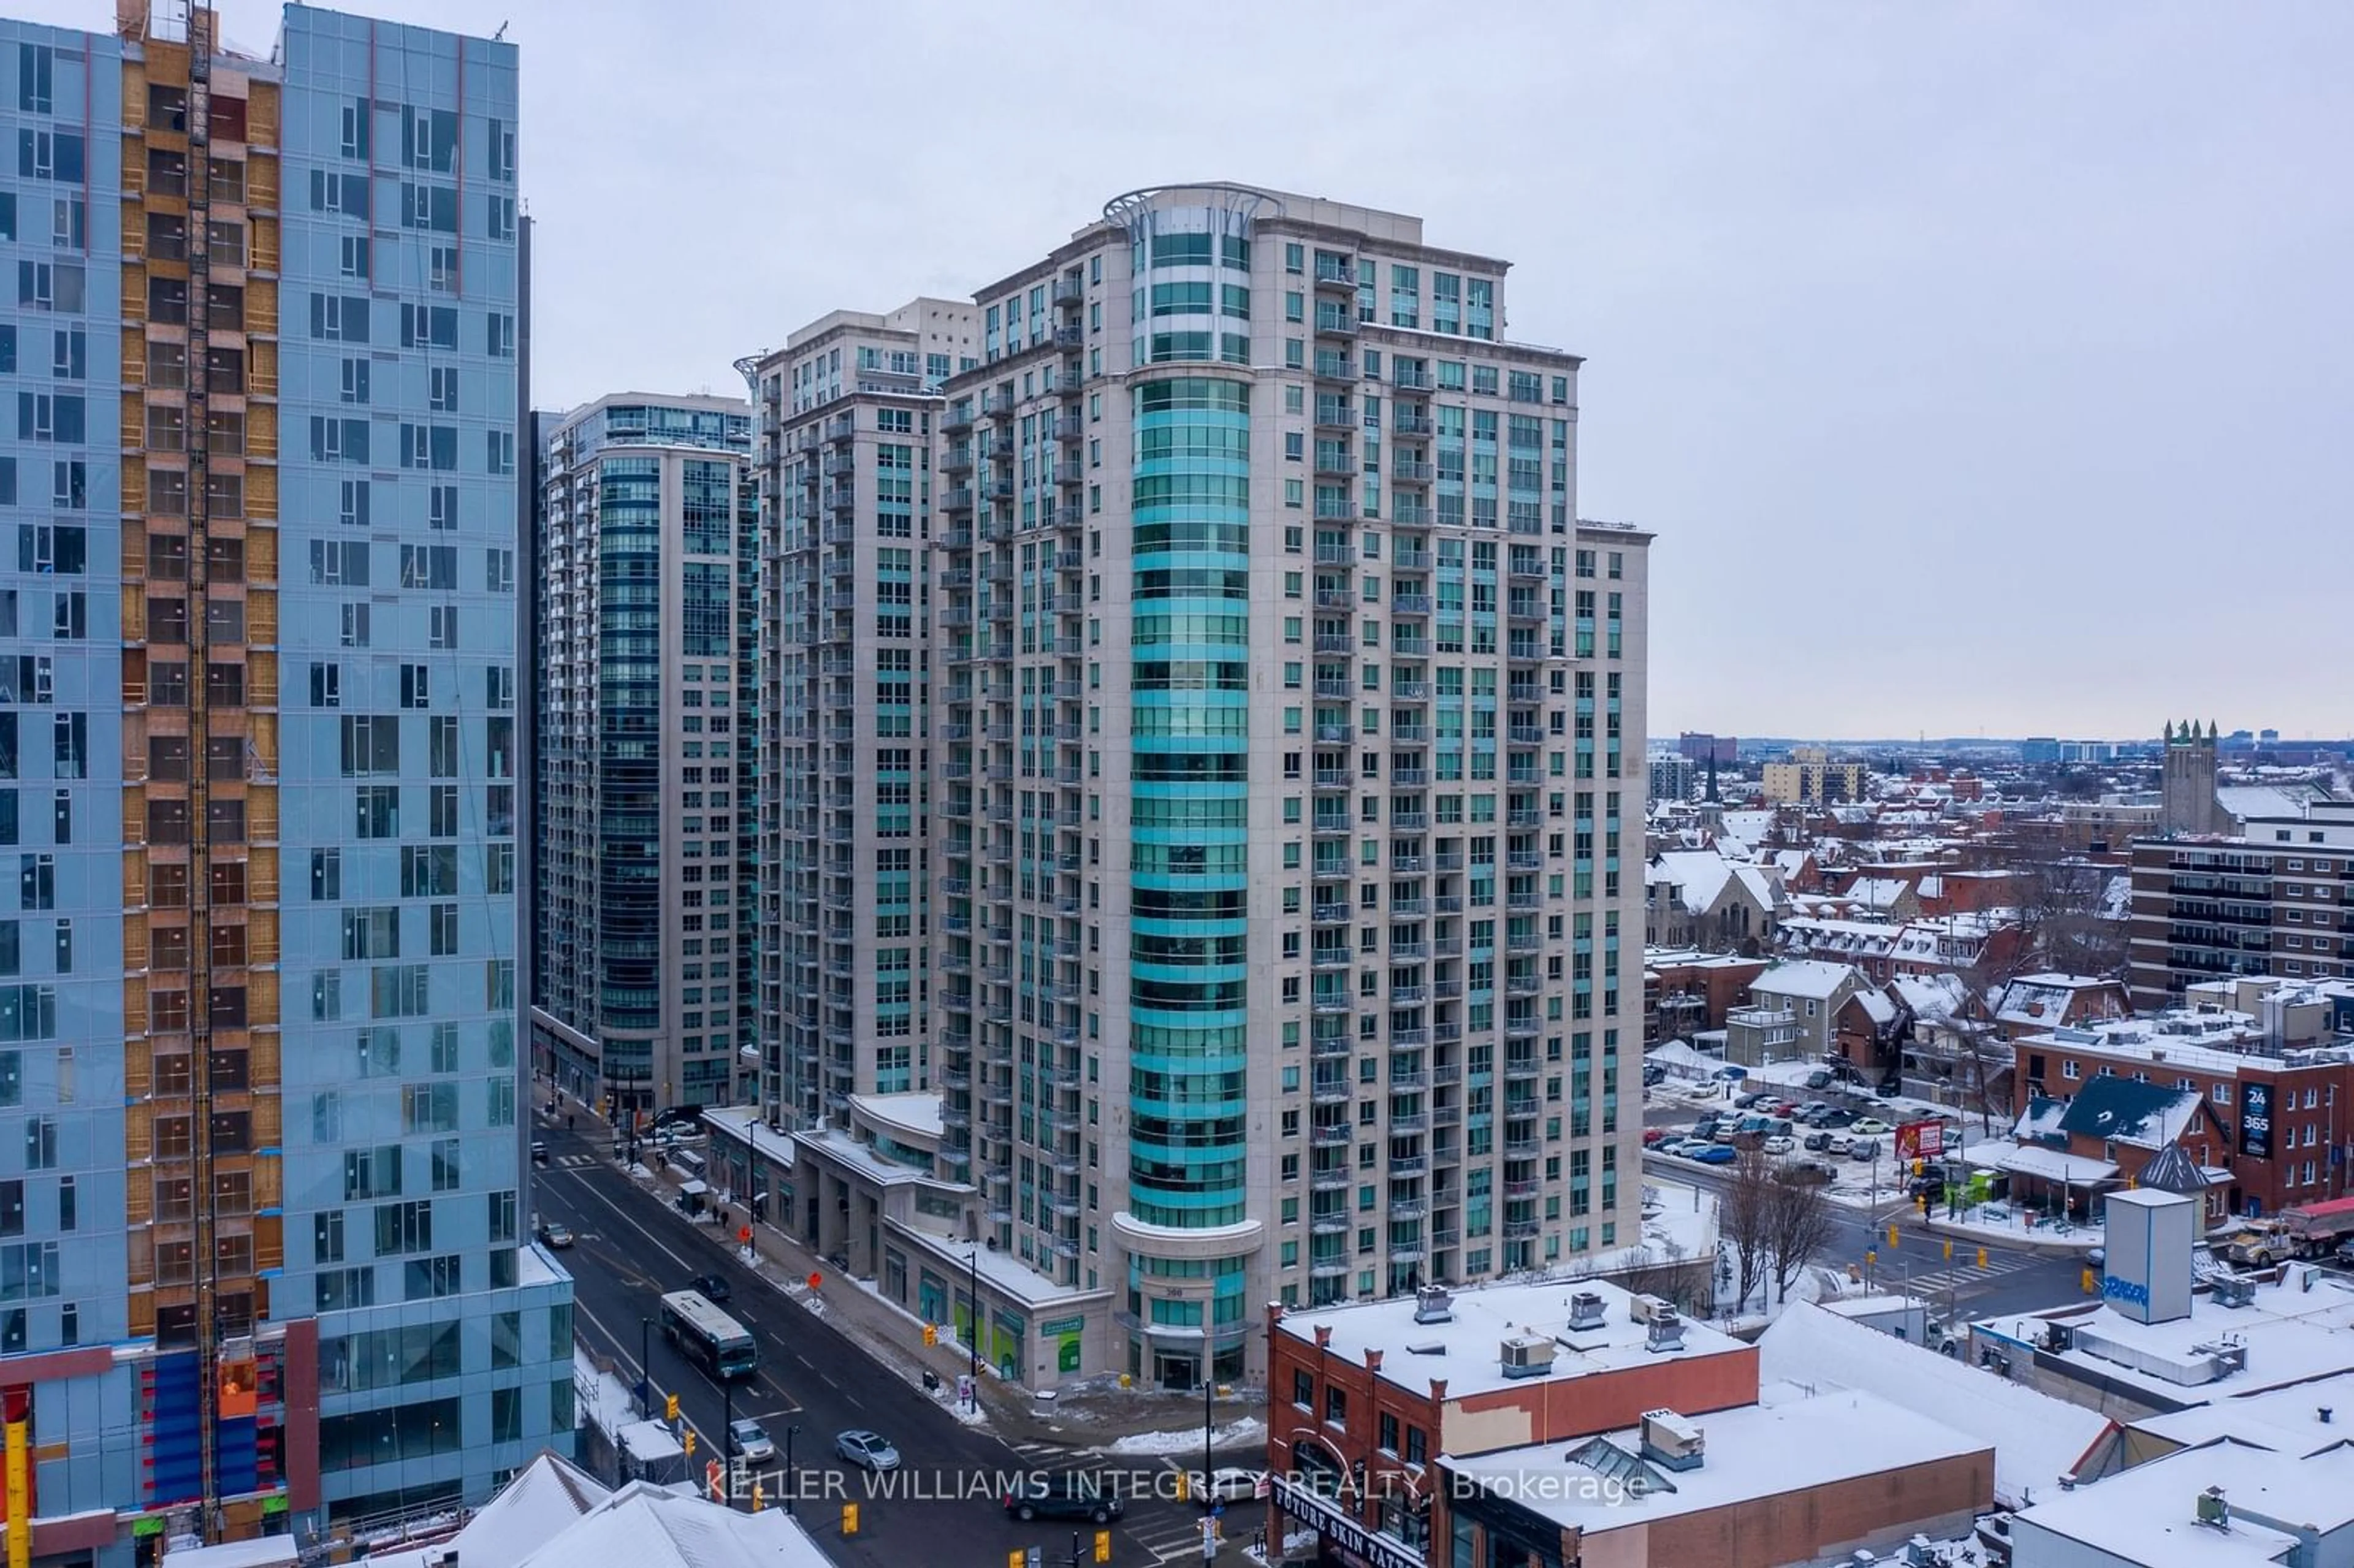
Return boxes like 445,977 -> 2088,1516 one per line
722,1374 -> 735,1506
783,1423 -> 798,1516
967,1247 -> 982,1401
639,1316 -> 654,1417
1202,1367 -> 1215,1505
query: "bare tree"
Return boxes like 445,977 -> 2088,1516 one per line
1613,1238 -> 1708,1316
1764,1167 -> 1842,1303
1720,1148 -> 1775,1314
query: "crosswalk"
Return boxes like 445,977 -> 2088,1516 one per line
1853,1247 -> 2043,1302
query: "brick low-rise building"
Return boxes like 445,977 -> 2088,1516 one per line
1263,1280 -> 1759,1567
1999,1005 -> 2354,1222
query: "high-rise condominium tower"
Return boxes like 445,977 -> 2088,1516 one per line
750,185 -> 1648,1387
529,394 -> 755,1119
0,7 -> 569,1559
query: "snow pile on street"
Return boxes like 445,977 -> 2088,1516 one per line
1105,1415 -> 1265,1455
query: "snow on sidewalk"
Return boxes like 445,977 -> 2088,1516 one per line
1104,1415 -> 1265,1456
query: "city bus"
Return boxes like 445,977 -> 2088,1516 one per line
658,1289 -> 758,1381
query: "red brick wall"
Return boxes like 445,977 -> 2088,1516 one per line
1447,1346 -> 1760,1453
1641,1448 -> 1992,1566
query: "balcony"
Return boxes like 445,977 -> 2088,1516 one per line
1313,261 -> 1357,292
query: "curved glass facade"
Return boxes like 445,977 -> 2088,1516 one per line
1127,368 -> 1251,1228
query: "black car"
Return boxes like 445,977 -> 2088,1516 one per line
688,1273 -> 733,1305
1004,1474 -> 1127,1525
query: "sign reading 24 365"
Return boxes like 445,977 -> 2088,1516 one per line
2241,1082 -> 2273,1160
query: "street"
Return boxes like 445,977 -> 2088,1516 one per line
1642,1149 -> 2095,1324
527,1113 -> 1237,1568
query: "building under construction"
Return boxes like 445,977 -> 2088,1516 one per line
0,6 -> 566,1564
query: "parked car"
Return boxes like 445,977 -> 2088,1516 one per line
689,1273 -> 733,1305
729,1418 -> 776,1464
1691,1116 -> 1721,1138
1850,1139 -> 1882,1162
1762,1135 -> 1795,1155
530,1141 -> 549,1166
1187,1468 -> 1265,1507
534,1220 -> 574,1249
1734,1092 -> 1766,1109
1826,1133 -> 1855,1155
1786,1159 -> 1838,1184
1850,1117 -> 1892,1136
1802,1131 -> 1834,1153
2335,1238 -> 2354,1268
1712,1125 -> 1740,1145
1642,1127 -> 1669,1147
834,1429 -> 901,1472
1691,1144 -> 1739,1166
1805,1069 -> 1835,1089
1004,1474 -> 1126,1524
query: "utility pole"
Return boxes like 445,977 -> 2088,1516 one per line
967,1247 -> 982,1399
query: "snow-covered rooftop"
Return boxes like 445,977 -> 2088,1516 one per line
851,1090 -> 945,1141
1273,1274 -> 1749,1405
1757,1301 -> 2111,1508
1976,1273 -> 2354,1407
2010,1437 -> 2354,1567
1444,1387 -> 1990,1532
1747,958 -> 1860,1002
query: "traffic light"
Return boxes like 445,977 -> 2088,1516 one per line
1943,1239 -> 1954,1261
1175,1470 -> 1190,1501
752,1482 -> 764,1513
683,1428 -> 697,1458
665,1393 -> 680,1423
842,1502 -> 860,1536
1886,1224 -> 1899,1247
1095,1529 -> 1113,1562
923,1324 -> 938,1347
1976,1246 -> 1989,1269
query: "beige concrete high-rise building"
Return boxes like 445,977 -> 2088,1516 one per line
748,186 -> 1650,1387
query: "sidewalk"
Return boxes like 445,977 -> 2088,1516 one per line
546,1094 -> 1260,1453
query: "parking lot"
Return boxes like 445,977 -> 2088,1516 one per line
1642,1067 -> 1986,1207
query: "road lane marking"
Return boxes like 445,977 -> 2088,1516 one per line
568,1171 -> 693,1274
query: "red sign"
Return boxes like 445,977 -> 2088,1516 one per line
738,1225 -> 753,1244
1895,1118 -> 1946,1162
807,1271 -> 823,1290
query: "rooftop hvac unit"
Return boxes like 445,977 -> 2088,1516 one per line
2196,1486 -> 2231,1529
1638,1409 -> 1705,1471
1499,1333 -> 1558,1380
1413,1284 -> 1455,1325
1628,1292 -> 1673,1324
1645,1307 -> 1686,1354
2042,1322 -> 2074,1353
2211,1276 -> 2257,1309
1567,1291 -> 1607,1333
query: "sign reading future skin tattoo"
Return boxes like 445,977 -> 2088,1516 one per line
2242,1082 -> 2273,1160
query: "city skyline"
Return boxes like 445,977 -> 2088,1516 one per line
10,0 -> 2341,740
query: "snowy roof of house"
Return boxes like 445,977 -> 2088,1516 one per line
2055,1075 -> 2206,1151
1893,973 -> 1971,1021
506,1479 -> 836,1568
1965,1138 -> 2120,1185
1845,877 -> 1912,910
1756,1302 -> 2111,1509
1996,976 -> 2106,1027
1443,1387 -> 1990,1532
1748,959 -> 1859,1001
2009,1437 -> 2354,1567
1271,1273 -> 1748,1405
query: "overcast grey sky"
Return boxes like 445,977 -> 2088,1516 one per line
52,1 -> 2354,740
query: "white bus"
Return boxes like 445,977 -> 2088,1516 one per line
658,1289 -> 758,1381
